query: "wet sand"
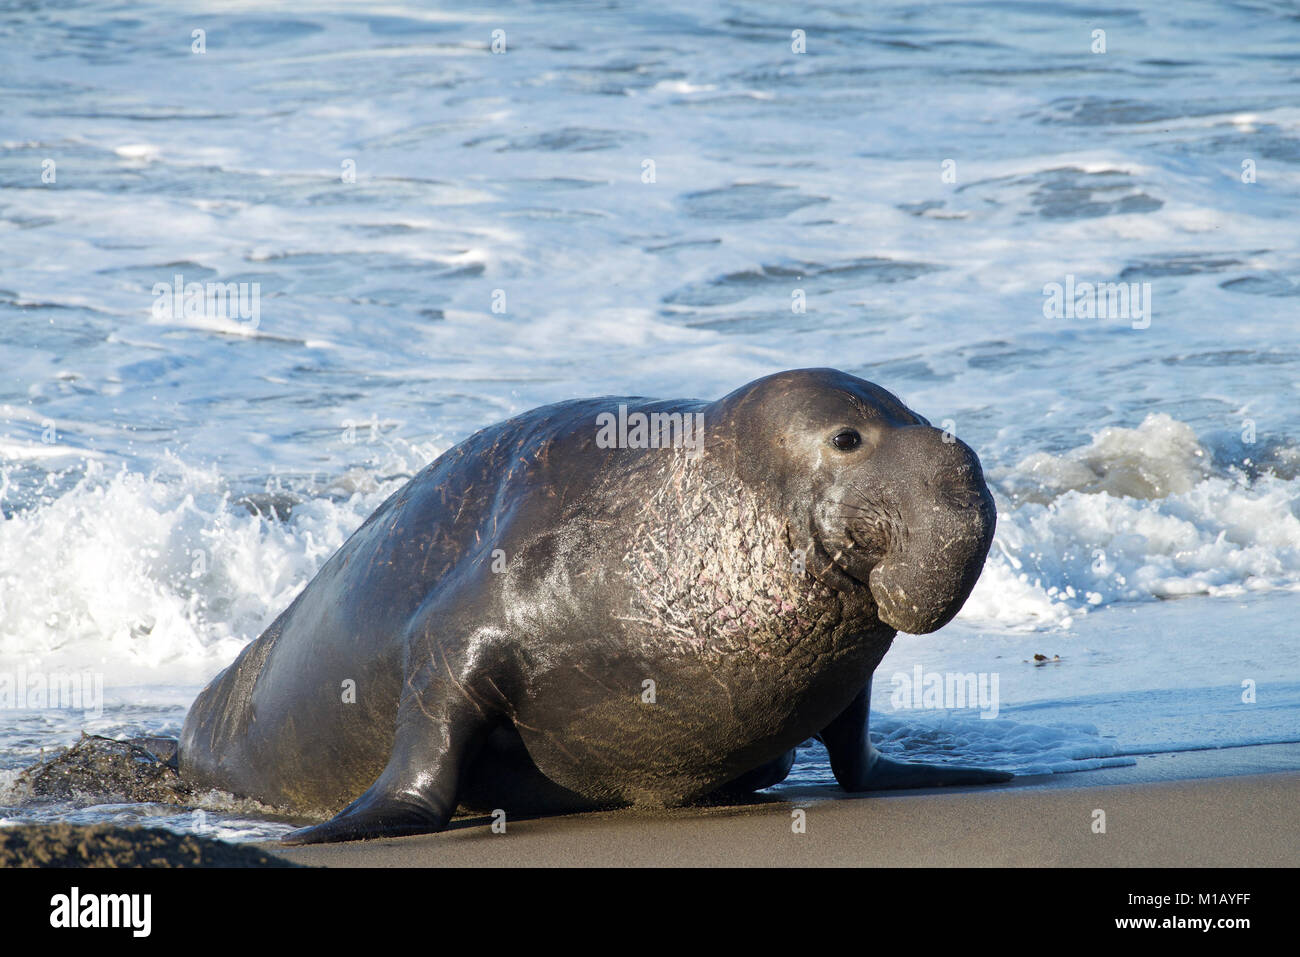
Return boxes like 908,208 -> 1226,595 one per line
0,823 -> 298,868
264,769 -> 1299,868
6,746 -> 1294,867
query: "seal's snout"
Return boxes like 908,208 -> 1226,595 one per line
866,427 -> 996,635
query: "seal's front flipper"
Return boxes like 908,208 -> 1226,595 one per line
708,748 -> 797,800
854,752 -> 1013,789
281,652 -> 494,845
281,789 -> 450,845
818,680 -> 1012,792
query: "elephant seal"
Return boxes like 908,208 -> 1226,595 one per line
178,368 -> 1005,844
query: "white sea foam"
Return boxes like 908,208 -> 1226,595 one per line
960,415 -> 1300,630
0,451 -> 435,685
113,143 -> 158,161
783,716 -> 1134,791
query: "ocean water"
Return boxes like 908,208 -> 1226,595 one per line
2,0 -> 1299,841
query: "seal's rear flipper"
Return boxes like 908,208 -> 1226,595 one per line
127,736 -> 180,769
18,734 -> 189,804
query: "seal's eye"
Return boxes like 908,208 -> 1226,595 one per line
831,429 -> 861,451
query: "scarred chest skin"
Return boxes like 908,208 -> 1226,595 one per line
497,447 -> 895,805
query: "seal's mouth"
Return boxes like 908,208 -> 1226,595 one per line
816,527 -> 987,635
866,486 -> 996,634
804,533 -> 876,601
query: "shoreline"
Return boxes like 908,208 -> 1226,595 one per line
4,746 -> 1296,867
264,764 -> 1300,868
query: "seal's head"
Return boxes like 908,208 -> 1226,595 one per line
714,368 -> 996,634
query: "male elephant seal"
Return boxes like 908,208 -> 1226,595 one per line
179,368 -> 1005,844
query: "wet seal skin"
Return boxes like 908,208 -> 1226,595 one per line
177,368 -> 1006,844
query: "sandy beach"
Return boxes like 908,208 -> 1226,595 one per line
264,763 -> 1300,868
1,747 -> 1294,867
